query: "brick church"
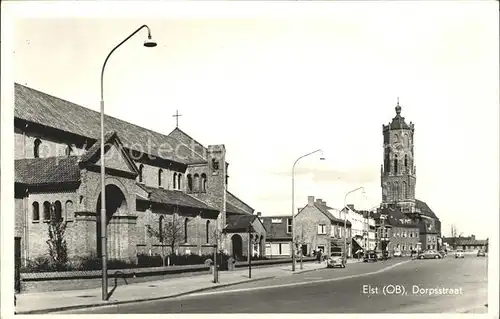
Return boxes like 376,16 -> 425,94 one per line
376,99 -> 441,251
14,83 -> 266,265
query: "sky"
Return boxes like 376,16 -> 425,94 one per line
3,1 -> 499,239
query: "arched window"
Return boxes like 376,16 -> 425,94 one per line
178,174 -> 182,190
53,201 -> 62,221
32,202 -> 40,221
187,174 -> 193,192
404,155 -> 408,171
394,183 -> 400,201
206,220 -> 210,243
159,215 -> 164,243
65,200 -> 73,220
139,164 -> 144,183
394,155 -> 398,175
43,201 -> 51,221
193,174 -> 199,192
158,169 -> 163,187
34,139 -> 42,158
201,173 -> 207,192
402,182 -> 407,199
184,218 -> 189,243
173,173 -> 177,189
65,145 -> 72,156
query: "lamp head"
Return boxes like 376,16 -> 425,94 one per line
144,35 -> 157,48
319,150 -> 325,161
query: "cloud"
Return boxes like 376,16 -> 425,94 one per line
271,166 -> 379,184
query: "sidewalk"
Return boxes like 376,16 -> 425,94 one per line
15,261 -> 328,314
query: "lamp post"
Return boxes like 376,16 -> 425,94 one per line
343,187 -> 364,264
292,149 -> 324,271
100,25 -> 156,301
364,205 -> 379,251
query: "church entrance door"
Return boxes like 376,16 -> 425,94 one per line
231,234 -> 243,260
96,184 -> 128,261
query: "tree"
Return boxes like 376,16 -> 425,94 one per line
46,204 -> 68,270
450,224 -> 463,250
146,213 -> 185,259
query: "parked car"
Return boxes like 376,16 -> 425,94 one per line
393,250 -> 402,257
417,250 -> 442,259
477,250 -> 486,257
455,250 -> 465,258
438,250 -> 447,257
327,252 -> 346,268
363,250 -> 378,262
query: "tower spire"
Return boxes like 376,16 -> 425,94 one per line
395,97 -> 401,116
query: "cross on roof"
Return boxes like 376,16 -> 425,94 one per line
173,110 -> 182,128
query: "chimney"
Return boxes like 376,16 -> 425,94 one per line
321,200 -> 327,206
471,234 -> 475,240
347,204 -> 355,210
257,212 -> 262,217
308,196 -> 314,206
315,198 -> 323,205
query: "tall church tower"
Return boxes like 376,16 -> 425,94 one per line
381,99 -> 416,212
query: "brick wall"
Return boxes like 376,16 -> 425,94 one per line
295,205 -> 332,254
387,226 -> 420,254
14,131 -> 86,160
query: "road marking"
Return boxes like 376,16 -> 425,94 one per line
186,260 -> 411,298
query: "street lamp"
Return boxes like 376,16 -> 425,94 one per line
292,149 -> 324,271
364,205 -> 379,251
100,24 -> 156,301
343,187 -> 365,264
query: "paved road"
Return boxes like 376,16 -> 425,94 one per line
60,256 -> 488,314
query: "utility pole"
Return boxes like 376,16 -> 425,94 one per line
300,224 -> 304,269
248,229 -> 252,278
213,242 -> 218,283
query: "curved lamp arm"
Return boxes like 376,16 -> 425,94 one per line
101,24 -> 153,100
292,149 -> 323,175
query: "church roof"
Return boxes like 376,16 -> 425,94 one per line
224,214 -> 257,233
15,156 -> 80,185
385,100 -> 412,130
138,184 -> 219,212
415,199 -> 438,219
14,83 -> 206,165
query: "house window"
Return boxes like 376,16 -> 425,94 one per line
139,164 -> 144,183
184,218 -> 188,243
159,215 -> 164,243
286,218 -> 292,233
53,201 -> 62,221
158,169 -> 163,187
173,173 -> 177,189
187,174 -> 193,192
317,224 -> 326,235
43,201 -> 51,221
32,202 -> 40,221
201,173 -> 207,192
206,220 -> 210,243
34,139 -> 42,158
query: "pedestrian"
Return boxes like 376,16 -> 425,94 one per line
317,249 -> 322,263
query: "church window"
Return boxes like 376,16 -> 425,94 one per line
65,145 -> 72,156
34,139 -> 42,158
394,156 -> 398,174
201,173 -> 207,192
173,173 -> 177,189
184,218 -> 189,243
404,134 -> 409,147
193,174 -> 199,192
65,200 -> 73,220
394,183 -> 399,200
53,201 -> 62,221
178,174 -> 182,190
187,174 -> 193,192
206,220 -> 210,243
32,202 -> 40,221
158,169 -> 163,187
159,215 -> 164,243
43,201 -> 51,221
139,165 -> 144,183
404,155 -> 408,171
402,182 -> 407,199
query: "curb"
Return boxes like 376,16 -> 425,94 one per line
16,276 -> 276,314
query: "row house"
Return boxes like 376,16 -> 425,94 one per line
340,205 -> 377,256
261,215 -> 293,257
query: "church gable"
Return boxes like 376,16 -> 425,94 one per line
79,131 -> 139,176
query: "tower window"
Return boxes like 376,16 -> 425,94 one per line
173,173 -> 177,189
34,139 -> 42,158
193,174 -> 199,192
178,173 -> 182,190
158,169 -> 163,187
139,164 -> 144,183
404,155 -> 408,171
394,158 -> 398,174
201,173 -> 207,192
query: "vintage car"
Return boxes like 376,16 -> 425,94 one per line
327,252 -> 346,268
393,250 -> 402,257
477,250 -> 486,257
363,250 -> 378,262
417,250 -> 443,259
455,249 -> 465,258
